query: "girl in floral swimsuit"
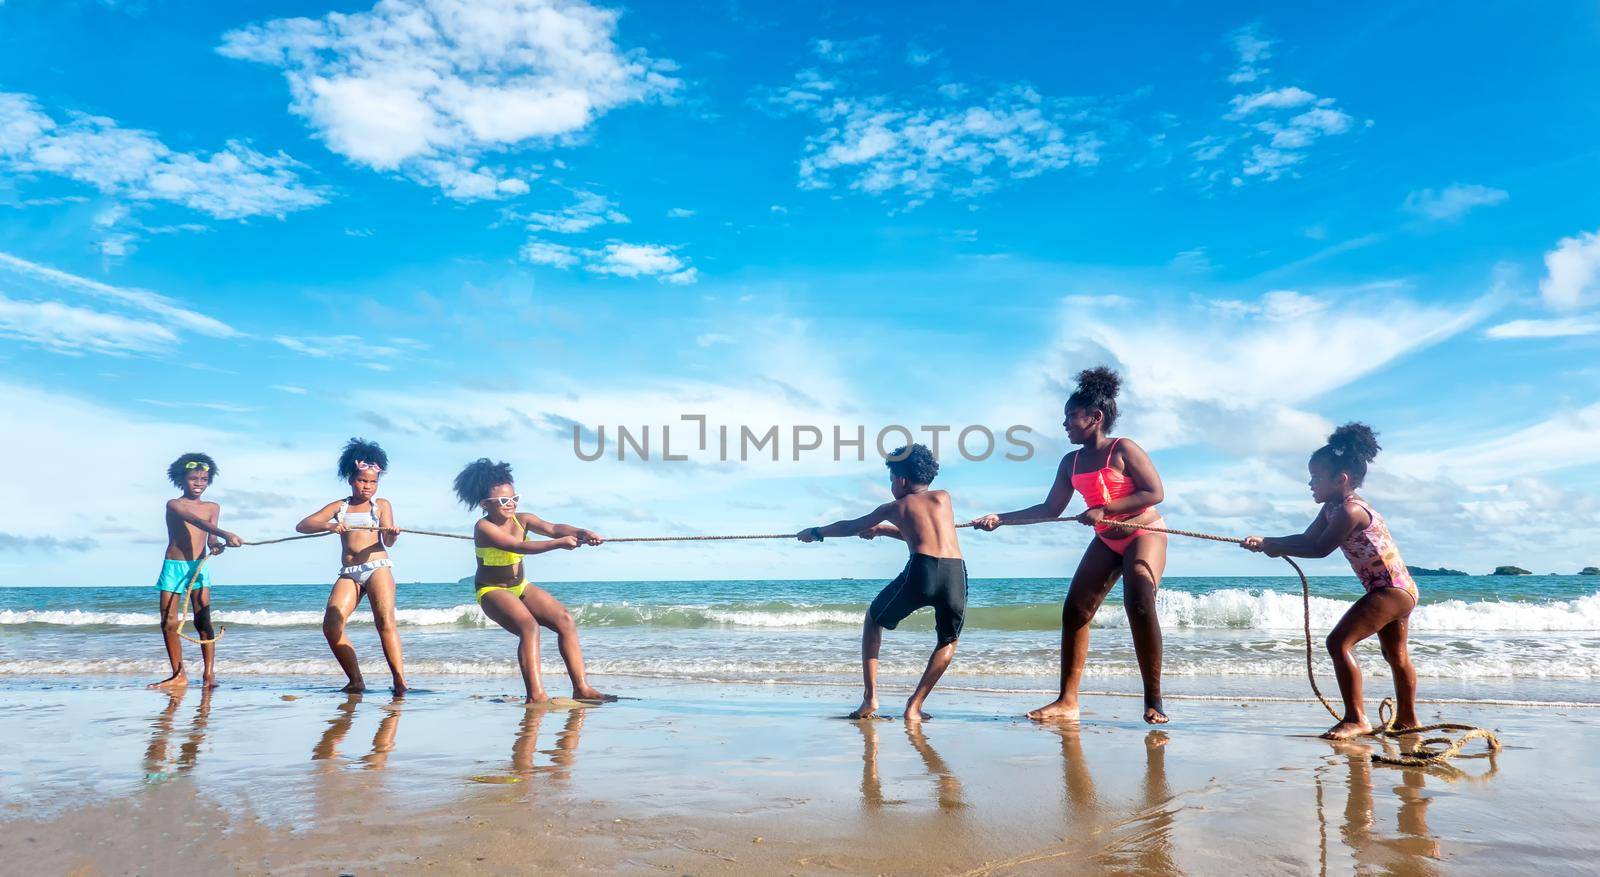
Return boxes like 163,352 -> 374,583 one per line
1243,423 -> 1421,740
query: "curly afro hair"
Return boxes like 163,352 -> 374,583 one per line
453,458 -> 514,508
885,443 -> 939,485
1066,366 -> 1121,430
167,452 -> 218,487
337,437 -> 389,480
1311,422 -> 1382,487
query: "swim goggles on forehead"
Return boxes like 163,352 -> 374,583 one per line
484,495 -> 521,508
184,461 -> 210,472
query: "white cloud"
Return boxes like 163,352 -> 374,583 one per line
1403,183 -> 1508,222
516,188 -> 628,233
520,240 -> 581,268
1484,316 -> 1600,339
695,332 -> 734,347
273,334 -> 407,358
811,37 -> 879,63
1031,288 -> 1489,456
767,73 -> 1102,207
1226,25 -> 1272,84
666,207 -> 695,219
220,0 -> 678,200
0,250 -> 234,358
1539,229 -> 1600,312
0,294 -> 176,355
1195,30 -> 1361,185
272,384 -> 309,394
0,91 -> 325,219
519,239 -> 697,283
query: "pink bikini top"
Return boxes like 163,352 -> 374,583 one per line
1069,438 -> 1148,532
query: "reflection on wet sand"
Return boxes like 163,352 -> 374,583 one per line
312,693 -> 404,770
143,688 -> 212,780
1059,728 -> 1179,875
510,706 -> 586,783
1316,738 -> 1462,877
854,720 -> 964,812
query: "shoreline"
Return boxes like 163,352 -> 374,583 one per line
0,676 -> 1583,875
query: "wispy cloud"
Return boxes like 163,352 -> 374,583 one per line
0,91 -> 325,219
220,0 -> 678,200
515,188 -> 629,234
1193,28 -> 1363,186
520,239 -> 696,283
1403,183 -> 1508,222
1484,316 -> 1600,339
764,68 -> 1102,207
0,251 -> 235,357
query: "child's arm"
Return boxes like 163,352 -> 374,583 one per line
476,519 -> 580,555
519,513 -> 604,546
378,499 -> 399,547
971,453 -> 1077,529
858,523 -> 904,541
169,499 -> 242,546
798,503 -> 895,542
1242,506 -> 1352,558
296,500 -> 348,535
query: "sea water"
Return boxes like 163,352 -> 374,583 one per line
2,575 -> 1597,703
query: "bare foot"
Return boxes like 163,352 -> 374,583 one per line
202,674 -> 218,690
849,696 -> 878,720
1143,701 -> 1169,725
903,701 -> 930,723
1026,699 -> 1080,721
573,686 -> 617,703
524,693 -> 552,706
148,672 -> 188,690
1322,720 -> 1372,740
391,679 -> 409,696
340,680 -> 366,693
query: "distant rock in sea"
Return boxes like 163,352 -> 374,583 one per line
1407,565 -> 1468,577
1491,565 -> 1532,576
1581,566 -> 1600,576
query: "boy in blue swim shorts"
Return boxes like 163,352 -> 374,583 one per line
798,444 -> 968,723
151,452 -> 240,690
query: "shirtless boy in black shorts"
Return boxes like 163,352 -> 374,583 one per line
798,443 -> 967,723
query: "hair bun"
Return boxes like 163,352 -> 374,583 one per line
1075,366 -> 1121,400
1327,422 -> 1381,463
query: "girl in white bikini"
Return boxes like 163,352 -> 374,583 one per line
296,438 -> 406,693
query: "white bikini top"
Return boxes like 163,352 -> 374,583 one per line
335,498 -> 383,530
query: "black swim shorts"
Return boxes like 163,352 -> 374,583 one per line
867,553 -> 968,646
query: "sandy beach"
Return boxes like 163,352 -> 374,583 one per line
0,675 -> 1582,876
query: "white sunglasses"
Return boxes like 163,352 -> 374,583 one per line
484,494 -> 521,508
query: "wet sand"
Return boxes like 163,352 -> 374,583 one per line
0,677 -> 1588,875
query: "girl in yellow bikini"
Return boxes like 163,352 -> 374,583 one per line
453,458 -> 615,704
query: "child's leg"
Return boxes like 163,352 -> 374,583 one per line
851,614 -> 884,719
904,638 -> 956,722
323,578 -> 365,691
1323,588 -> 1414,738
362,569 -> 407,692
1028,539 -> 1121,720
149,591 -> 187,688
478,590 -> 547,702
191,588 -> 217,688
1122,534 -> 1169,724
1376,611 -> 1419,729
520,586 -> 614,701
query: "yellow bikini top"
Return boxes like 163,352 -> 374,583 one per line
475,516 -> 526,567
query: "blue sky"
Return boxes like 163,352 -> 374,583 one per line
2,0 -> 1598,586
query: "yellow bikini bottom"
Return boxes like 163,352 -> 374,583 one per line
475,580 -> 527,604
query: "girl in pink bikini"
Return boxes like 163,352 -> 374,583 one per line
973,367 -> 1170,724
1242,423 -> 1420,740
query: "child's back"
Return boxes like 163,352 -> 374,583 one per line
885,489 -> 961,559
